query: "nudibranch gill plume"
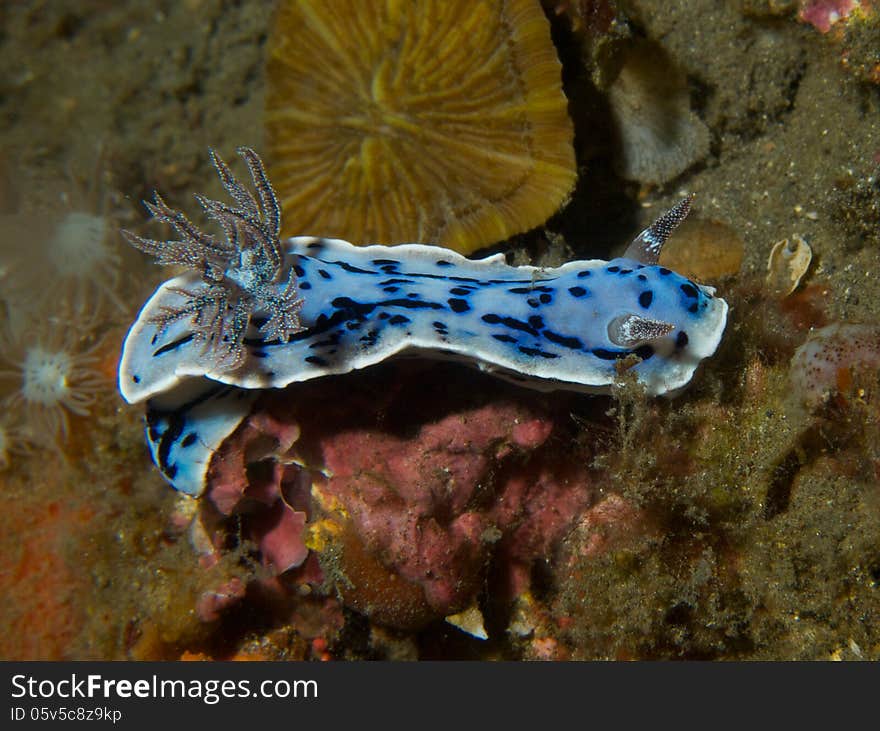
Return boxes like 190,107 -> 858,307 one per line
119,148 -> 728,496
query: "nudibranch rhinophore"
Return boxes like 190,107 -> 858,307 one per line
119,148 -> 728,496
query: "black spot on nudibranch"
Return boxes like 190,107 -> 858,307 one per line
676,331 -> 689,348
318,269 -> 332,279
293,264 -> 306,277
492,333 -> 517,344
300,281 -> 312,290
329,260 -> 375,275
539,293 -> 552,304
181,433 -> 198,448
509,285 -> 553,294
659,267 -> 672,276
638,291 -> 654,308
383,298 -> 443,310
153,333 -> 195,357
607,266 -> 620,273
331,296 -> 375,314
592,348 -> 628,361
528,315 -> 544,330
132,375 -> 141,383
448,298 -> 470,313
305,355 -> 329,367
637,274 -> 648,282
388,315 -> 411,325
383,286 -> 400,293
359,329 -> 380,347
482,314 -> 540,337
372,259 -> 399,266
591,346 -> 654,361
688,303 -> 699,314
543,330 -> 583,349
310,333 -> 342,348
519,345 -> 559,359
436,259 -> 453,267
577,270 -> 593,278
568,286 -> 588,298
680,283 -> 699,298
449,287 -> 472,296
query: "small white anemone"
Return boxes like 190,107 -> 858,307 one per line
46,150 -> 130,312
0,150 -> 133,325
0,316 -> 107,451
50,209 -> 117,280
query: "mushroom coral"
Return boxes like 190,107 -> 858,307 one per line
265,0 -> 577,254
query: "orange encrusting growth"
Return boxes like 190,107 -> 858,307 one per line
0,496 -> 96,659
265,0 -> 576,254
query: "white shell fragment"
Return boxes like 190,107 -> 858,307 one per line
766,234 -> 812,297
445,605 -> 489,640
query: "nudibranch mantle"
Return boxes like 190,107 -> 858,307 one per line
118,149 -> 728,496
121,237 -> 727,403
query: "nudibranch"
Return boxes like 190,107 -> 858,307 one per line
119,148 -> 728,496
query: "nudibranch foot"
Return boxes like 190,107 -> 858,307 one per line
144,379 -> 257,497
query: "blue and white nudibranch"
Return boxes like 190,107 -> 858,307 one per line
119,148 -> 728,496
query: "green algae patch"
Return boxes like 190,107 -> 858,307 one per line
551,270 -> 880,659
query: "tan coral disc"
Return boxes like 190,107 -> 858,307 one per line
265,0 -> 576,254
659,217 -> 745,282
